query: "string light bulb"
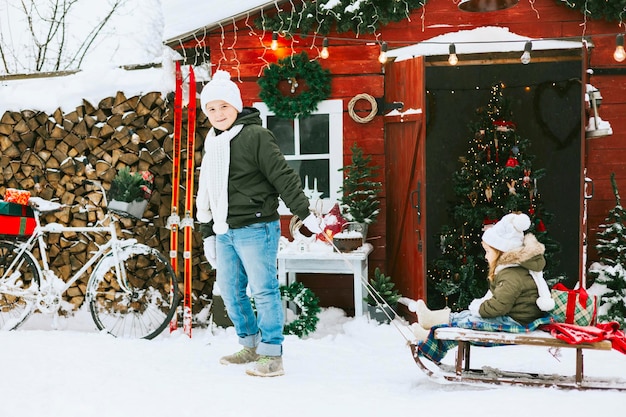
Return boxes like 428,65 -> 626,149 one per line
520,41 -> 532,65
614,34 -> 625,63
320,38 -> 329,59
271,32 -> 278,51
448,43 -> 458,65
378,41 -> 388,64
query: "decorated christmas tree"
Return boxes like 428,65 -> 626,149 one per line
428,83 -> 561,311
591,173 -> 626,327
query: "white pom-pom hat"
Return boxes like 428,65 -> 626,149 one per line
482,212 -> 531,253
200,70 -> 243,116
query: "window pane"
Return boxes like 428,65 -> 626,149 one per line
287,159 -> 330,199
299,114 -> 329,154
268,117 -> 295,155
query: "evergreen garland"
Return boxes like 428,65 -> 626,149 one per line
555,0 -> 626,22
280,282 -> 321,338
257,0 -> 427,36
258,52 -> 330,119
257,1 -> 624,39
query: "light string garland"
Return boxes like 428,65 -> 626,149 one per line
557,0 -> 626,23
177,0 -> 626,79
256,1 -> 626,37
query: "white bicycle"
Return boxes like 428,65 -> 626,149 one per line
0,181 -> 178,339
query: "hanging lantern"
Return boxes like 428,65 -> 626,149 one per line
458,0 -> 519,12
585,84 -> 613,139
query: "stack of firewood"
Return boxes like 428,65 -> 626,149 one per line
0,90 -> 215,318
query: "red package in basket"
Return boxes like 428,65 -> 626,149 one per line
4,188 -> 31,205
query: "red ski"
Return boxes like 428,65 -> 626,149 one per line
181,66 -> 197,337
167,61 -> 183,332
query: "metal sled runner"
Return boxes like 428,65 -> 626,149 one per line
410,327 -> 626,391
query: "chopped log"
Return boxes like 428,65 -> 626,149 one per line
72,119 -> 89,137
98,123 -> 115,139
83,99 -> 97,115
13,118 -> 29,134
52,108 -> 64,125
119,153 -> 140,165
0,111 -> 16,124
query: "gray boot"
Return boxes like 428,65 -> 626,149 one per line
219,347 -> 259,365
245,355 -> 285,377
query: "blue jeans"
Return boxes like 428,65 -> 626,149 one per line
215,220 -> 284,357
450,310 -> 522,327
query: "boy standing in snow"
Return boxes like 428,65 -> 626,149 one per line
196,70 -> 322,377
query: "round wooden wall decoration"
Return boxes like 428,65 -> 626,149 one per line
348,93 -> 378,123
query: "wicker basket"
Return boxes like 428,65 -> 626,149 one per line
333,237 -> 362,252
333,222 -> 364,252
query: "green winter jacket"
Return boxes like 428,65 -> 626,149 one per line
478,233 -> 547,325
199,107 -> 310,237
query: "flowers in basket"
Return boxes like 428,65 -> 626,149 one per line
107,167 -> 154,218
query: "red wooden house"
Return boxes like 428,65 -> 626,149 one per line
164,0 -> 626,314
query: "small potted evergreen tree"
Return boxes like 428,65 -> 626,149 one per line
108,167 -> 154,219
338,143 -> 382,242
364,267 -> 401,324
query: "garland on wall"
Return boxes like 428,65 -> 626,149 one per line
256,0 -> 624,39
555,0 -> 626,22
257,0 -> 427,36
258,52 -> 331,119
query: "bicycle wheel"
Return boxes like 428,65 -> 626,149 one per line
0,240 -> 40,330
87,243 -> 178,339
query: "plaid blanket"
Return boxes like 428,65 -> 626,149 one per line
416,315 -> 555,363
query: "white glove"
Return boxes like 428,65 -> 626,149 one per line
203,236 -> 217,269
302,213 -> 323,234
468,298 -> 482,317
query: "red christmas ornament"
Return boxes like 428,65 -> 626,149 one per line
536,219 -> 546,232
505,156 -> 519,168
493,119 -> 517,131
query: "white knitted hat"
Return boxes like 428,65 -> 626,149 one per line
200,70 -> 243,116
482,213 -> 531,253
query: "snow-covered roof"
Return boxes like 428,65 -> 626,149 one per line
162,0 -> 278,43
388,26 -> 583,62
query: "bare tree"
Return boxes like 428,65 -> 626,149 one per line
0,0 -> 124,74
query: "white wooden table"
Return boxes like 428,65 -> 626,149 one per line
277,244 -> 373,316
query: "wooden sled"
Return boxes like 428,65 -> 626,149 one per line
410,327 -> 626,391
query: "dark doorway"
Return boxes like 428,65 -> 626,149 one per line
425,59 -> 582,284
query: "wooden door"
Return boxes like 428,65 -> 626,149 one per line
384,56 -> 426,300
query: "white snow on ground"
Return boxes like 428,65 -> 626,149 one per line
1,307 -> 624,417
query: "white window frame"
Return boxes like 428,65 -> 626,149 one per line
253,99 -> 343,215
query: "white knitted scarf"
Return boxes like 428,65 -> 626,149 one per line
495,263 -> 556,312
198,124 -> 243,235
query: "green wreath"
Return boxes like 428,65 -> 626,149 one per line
280,282 -> 321,338
258,52 -> 331,119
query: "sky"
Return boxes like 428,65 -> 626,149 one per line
1,2 -> 626,415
